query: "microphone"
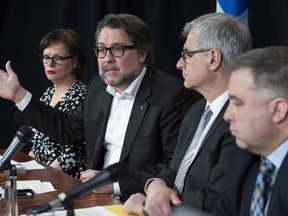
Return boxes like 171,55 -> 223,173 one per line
0,126 -> 33,172
34,162 -> 126,214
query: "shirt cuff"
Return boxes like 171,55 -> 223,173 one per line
144,178 -> 166,194
15,91 -> 32,111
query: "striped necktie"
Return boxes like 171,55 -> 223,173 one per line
250,158 -> 276,216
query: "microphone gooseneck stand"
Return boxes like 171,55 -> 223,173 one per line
66,202 -> 75,216
1,163 -> 18,216
10,165 -> 18,216
57,193 -> 76,216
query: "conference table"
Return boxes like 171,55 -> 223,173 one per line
0,149 -> 123,215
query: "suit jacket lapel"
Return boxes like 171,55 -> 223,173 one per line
197,101 -> 229,153
119,69 -> 152,161
90,90 -> 113,169
179,103 -> 205,161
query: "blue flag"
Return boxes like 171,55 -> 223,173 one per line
216,0 -> 248,25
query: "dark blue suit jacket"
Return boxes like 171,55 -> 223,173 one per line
15,66 -> 202,200
157,99 -> 236,211
213,147 -> 288,216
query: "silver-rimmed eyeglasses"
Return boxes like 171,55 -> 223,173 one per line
94,45 -> 136,58
181,49 -> 211,64
40,55 -> 74,65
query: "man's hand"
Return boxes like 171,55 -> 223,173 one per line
0,61 -> 27,103
80,169 -> 113,194
123,193 -> 146,214
145,179 -> 182,216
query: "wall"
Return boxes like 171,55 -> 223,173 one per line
0,0 -> 287,152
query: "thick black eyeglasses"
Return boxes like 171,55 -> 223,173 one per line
40,55 -> 74,65
94,45 -> 136,58
181,49 -> 211,64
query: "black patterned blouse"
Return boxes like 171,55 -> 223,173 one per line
30,80 -> 87,179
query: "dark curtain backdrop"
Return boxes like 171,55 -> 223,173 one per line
0,0 -> 288,152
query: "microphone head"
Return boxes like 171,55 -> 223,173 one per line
105,162 -> 127,182
16,125 -> 33,143
0,126 -> 33,172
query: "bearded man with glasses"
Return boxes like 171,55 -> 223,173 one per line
0,13 -> 201,201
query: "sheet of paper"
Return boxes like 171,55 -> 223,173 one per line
104,205 -> 131,216
19,160 -> 45,170
17,180 -> 57,194
0,155 -> 45,170
20,206 -> 118,216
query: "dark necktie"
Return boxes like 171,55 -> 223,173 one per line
174,105 -> 213,193
250,157 -> 276,216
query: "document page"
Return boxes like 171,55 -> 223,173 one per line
17,180 -> 57,194
0,155 -> 45,170
21,206 -> 118,216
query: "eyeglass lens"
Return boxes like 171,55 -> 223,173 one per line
40,55 -> 73,65
95,45 -> 135,58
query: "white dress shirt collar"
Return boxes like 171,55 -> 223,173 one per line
206,91 -> 229,117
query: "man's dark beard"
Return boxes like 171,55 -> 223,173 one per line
100,71 -> 140,88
